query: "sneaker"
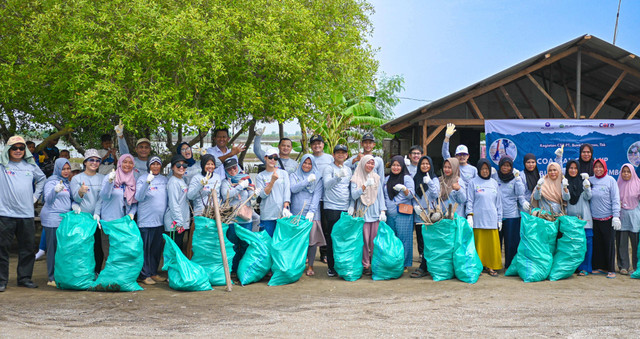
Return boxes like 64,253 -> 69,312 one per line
142,277 -> 156,285
327,268 -> 337,277
47,280 -> 56,287
35,249 -> 46,261
0,283 -> 6,292
150,275 -> 166,282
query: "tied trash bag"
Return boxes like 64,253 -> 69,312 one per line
269,216 -> 313,286
236,226 -> 272,286
192,216 -> 235,286
371,221 -> 404,281
162,234 -> 212,291
452,216 -> 483,284
633,242 -> 640,279
505,211 -> 558,282
90,216 -> 143,292
549,216 -> 587,281
422,219 -> 456,281
54,211 -> 97,290
331,212 -> 365,282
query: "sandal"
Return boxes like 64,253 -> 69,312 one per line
591,269 -> 606,275
321,256 -> 328,264
410,268 -> 429,278
620,269 -> 629,275
305,268 -> 315,276
578,270 -> 588,276
487,269 -> 498,277
607,272 -> 616,279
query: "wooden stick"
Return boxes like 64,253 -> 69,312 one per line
211,191 -> 233,292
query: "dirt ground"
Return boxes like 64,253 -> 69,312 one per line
2,246 -> 640,338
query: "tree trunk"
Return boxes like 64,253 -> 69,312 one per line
34,126 -> 74,153
238,119 -> 257,165
278,122 -> 284,139
298,117 -> 308,155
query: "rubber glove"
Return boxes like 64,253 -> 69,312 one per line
72,204 -> 82,214
114,120 -> 124,138
94,214 -> 101,229
536,177 -> 545,189
612,217 -> 621,231
307,174 -> 316,183
347,206 -> 354,215
555,145 -> 564,157
340,166 -> 349,178
423,173 -> 431,185
583,179 -> 590,188
108,170 -> 116,183
467,215 -> 474,228
335,168 -> 346,178
281,208 -> 292,218
146,173 -> 155,184
365,177 -> 375,187
580,173 -> 590,180
513,169 -> 520,178
255,126 -> 266,137
200,172 -> 212,186
445,123 -> 456,138
253,188 -> 262,196
491,167 -> 497,176
522,201 -> 531,212
55,180 -> 65,193
404,157 -> 411,166
305,212 -> 314,222
379,211 -> 387,222
415,205 -> 423,215
238,179 -> 249,189
128,213 -> 134,220
498,221 -> 503,231
393,184 -> 407,192
562,178 -> 569,188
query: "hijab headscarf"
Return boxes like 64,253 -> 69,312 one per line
351,155 -> 380,205
439,157 -> 460,201
46,158 -> 71,185
497,156 -> 515,182
387,155 -> 410,200
578,144 -> 594,176
0,145 -> 36,166
476,158 -> 492,180
296,154 -> 319,194
539,162 -> 563,205
224,157 -> 249,184
618,163 -> 640,210
593,158 -> 607,179
414,156 -> 436,198
523,153 -> 540,193
116,154 -> 137,205
200,154 -> 216,176
146,156 -> 162,172
177,142 -> 196,167
565,160 -> 583,206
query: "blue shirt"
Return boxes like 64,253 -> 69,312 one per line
70,172 -> 104,216
383,175 -> 415,217
256,169 -> 291,221
442,141 -> 477,183
220,177 -> 255,224
135,173 -> 168,228
163,176 -> 190,231
566,185 -> 593,229
290,172 -> 323,219
41,180 -> 72,228
322,163 -> 352,211
0,160 -> 46,218
439,178 -> 467,218
100,175 -> 138,222
413,177 -> 440,219
466,177 -> 502,229
589,175 -> 621,219
492,174 -> 525,219
187,172 -> 222,216
351,179 -> 386,223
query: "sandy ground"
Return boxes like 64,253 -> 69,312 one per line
2,246 -> 640,338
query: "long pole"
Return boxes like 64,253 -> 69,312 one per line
212,192 -> 233,292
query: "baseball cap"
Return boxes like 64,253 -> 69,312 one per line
171,154 -> 186,166
309,135 -> 324,144
455,145 -> 469,155
361,133 -> 375,142
84,148 -> 100,161
7,135 -> 26,146
224,158 -> 238,170
333,144 -> 348,153
136,138 -> 151,147
264,147 -> 279,157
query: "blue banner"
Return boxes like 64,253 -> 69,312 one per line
485,119 -> 640,177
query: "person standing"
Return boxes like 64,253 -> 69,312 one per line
519,153 -> 539,211
406,145 -> 423,177
439,158 -> 467,217
411,156 -> 440,278
188,154 -> 221,217
532,162 -> 569,214
309,134 -> 334,264
253,127 -> 298,173
163,155 -> 191,251
564,160 -> 593,276
0,136 -> 46,291
442,123 -> 477,184
578,144 -> 595,177
384,155 -> 415,271
255,148 -> 291,237
492,157 -> 524,269
346,133 -> 385,178
206,128 -> 246,179
616,164 -> 640,275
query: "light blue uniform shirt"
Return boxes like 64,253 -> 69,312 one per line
351,179 -> 386,223
439,177 -> 467,218
163,176 -> 190,231
466,177 -> 502,229
532,184 -> 570,214
589,175 -> 621,219
492,174 -> 525,219
566,185 -> 593,229
187,172 -> 222,216
71,172 -> 104,216
290,173 -> 322,218
347,155 -> 385,179
253,135 -> 298,173
135,174 -> 168,228
407,164 -> 417,177
0,160 -> 46,218
413,177 -> 440,217
313,153 -> 334,174
442,141 -> 477,183
41,180 -> 72,228
383,175 -> 415,217
256,169 -> 291,221
322,163 -> 352,211
100,175 -> 138,222
220,177 -> 254,224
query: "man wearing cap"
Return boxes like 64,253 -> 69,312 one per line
253,127 -> 298,174
322,144 -> 354,277
309,134 -> 334,263
70,149 -> 105,274
206,128 -> 246,179
407,145 -> 423,177
347,132 -> 385,178
255,147 -> 291,237
442,123 -> 477,183
115,123 -> 152,179
163,154 -> 191,251
0,136 -> 46,291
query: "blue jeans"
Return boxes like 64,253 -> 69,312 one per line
259,220 -> 277,237
502,217 -> 521,269
578,228 -> 593,273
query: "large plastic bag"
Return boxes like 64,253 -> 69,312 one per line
269,216 -> 313,286
192,216 -> 235,286
422,219 -> 456,281
452,216 -> 483,284
632,242 -> 640,279
505,211 -> 558,282
331,212 -> 365,282
549,216 -> 587,281
371,221 -> 404,281
162,234 -> 212,291
54,211 -> 97,290
235,226 -> 272,286
90,216 -> 143,292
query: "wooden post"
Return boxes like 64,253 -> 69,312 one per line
422,121 -> 428,155
576,50 -> 582,118
627,102 -> 640,120
212,192 -> 233,292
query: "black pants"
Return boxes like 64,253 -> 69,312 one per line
0,216 -> 36,284
414,223 -> 424,257
139,226 -> 164,279
319,201 -> 327,260
94,229 -> 103,274
593,219 -> 616,272
322,208 -> 344,271
44,227 -> 57,281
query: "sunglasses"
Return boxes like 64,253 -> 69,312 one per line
10,146 -> 25,151
267,155 -> 279,161
174,163 -> 188,169
86,158 -> 101,163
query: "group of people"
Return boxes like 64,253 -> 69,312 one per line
1,122 -> 639,292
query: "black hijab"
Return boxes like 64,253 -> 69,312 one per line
200,154 -> 216,176
578,144 -> 594,176
387,155 -> 410,200
497,156 -> 515,183
523,153 -> 540,192
414,156 -> 436,198
476,158 -> 492,180
565,159 -> 584,205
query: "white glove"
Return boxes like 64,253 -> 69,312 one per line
238,179 -> 249,189
335,168 -> 346,178
498,221 -> 503,231
555,145 -> 564,157
491,167 -> 497,176
536,177 -> 545,188
612,217 -> 621,231
108,170 -> 116,183
255,126 -> 266,137
128,213 -> 134,220
365,177 -> 375,187
423,173 -> 431,185
94,214 -> 101,229
562,178 -> 569,187
200,172 -> 212,186
33,196 -> 39,204
305,212 -> 314,222
340,166 -> 349,178
281,208 -> 292,218
583,179 -> 590,188
253,188 -> 262,196
393,184 -> 406,192
513,169 -> 520,178
379,211 -> 387,222
445,123 -> 456,138
467,215 -> 474,228
72,204 -> 82,214
55,180 -> 65,193
146,173 -> 155,183
522,201 -> 531,212
404,157 -> 411,166
415,205 -> 423,215
347,206 -> 354,216
114,121 -> 124,137
580,173 -> 589,180
307,174 -> 316,183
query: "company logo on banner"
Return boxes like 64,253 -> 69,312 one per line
484,119 -> 640,177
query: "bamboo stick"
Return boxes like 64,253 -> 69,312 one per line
211,191 -> 233,292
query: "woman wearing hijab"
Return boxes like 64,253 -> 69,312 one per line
466,159 -> 502,276
616,164 -> 640,275
176,142 -> 200,185
519,153 -> 539,211
564,160 -> 593,276
41,158 -> 73,286
578,144 -> 595,176
100,154 -> 138,261
384,155 -> 415,270
134,156 -> 168,285
411,156 -> 440,278
291,154 -> 325,276
439,158 -> 467,218
350,155 -> 386,276
492,157 -> 524,270
589,159 -> 621,279
188,154 -> 222,217
532,162 -> 569,214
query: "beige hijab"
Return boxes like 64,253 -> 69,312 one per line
439,157 -> 460,201
532,162 -> 563,206
350,155 -> 380,206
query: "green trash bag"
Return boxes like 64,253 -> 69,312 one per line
192,216 -> 235,286
161,234 -> 212,291
331,212 -> 365,282
452,216 -> 483,284
236,226 -> 272,286
422,219 -> 456,281
549,216 -> 587,281
269,216 -> 313,286
54,211 -> 97,290
371,221 -> 404,281
505,211 -> 558,282
90,216 -> 143,292
632,241 -> 640,279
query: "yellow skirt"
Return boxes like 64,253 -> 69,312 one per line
473,228 -> 503,270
